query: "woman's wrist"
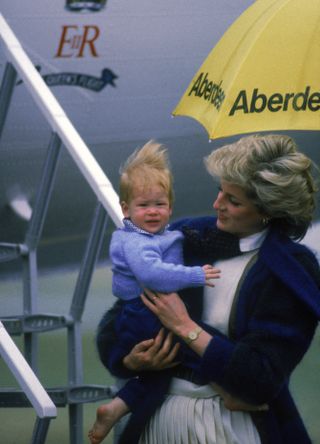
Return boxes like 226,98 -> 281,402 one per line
176,322 -> 213,356
175,321 -> 201,343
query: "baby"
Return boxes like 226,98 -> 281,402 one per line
89,140 -> 220,443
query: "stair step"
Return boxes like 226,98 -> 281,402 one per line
1,314 -> 73,335
0,243 -> 24,263
0,385 -> 116,407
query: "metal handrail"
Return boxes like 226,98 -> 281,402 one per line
0,13 -> 123,229
0,321 -> 57,419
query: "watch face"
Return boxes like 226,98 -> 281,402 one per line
189,331 -> 197,340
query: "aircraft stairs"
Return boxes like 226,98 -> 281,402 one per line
0,14 -> 123,444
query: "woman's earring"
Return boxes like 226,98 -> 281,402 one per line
262,217 -> 270,226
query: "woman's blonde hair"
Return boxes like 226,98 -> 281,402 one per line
119,140 -> 174,205
205,134 -> 319,239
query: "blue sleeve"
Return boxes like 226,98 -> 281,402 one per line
121,236 -> 205,292
170,216 -> 216,233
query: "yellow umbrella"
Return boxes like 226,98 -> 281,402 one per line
172,0 -> 320,140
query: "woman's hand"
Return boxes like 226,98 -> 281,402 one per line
123,328 -> 180,372
141,289 -> 191,335
142,289 -> 213,357
211,383 -> 269,412
223,395 -> 268,412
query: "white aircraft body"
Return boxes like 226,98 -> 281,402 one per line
0,0 -> 319,272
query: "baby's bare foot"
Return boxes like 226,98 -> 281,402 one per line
88,404 -> 117,444
88,398 -> 129,444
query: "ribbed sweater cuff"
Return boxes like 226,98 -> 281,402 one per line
191,267 -> 206,286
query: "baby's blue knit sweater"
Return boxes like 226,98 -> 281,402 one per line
110,219 -> 205,300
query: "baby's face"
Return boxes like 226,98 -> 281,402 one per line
121,185 -> 172,233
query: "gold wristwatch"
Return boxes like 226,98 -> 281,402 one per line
185,326 -> 203,344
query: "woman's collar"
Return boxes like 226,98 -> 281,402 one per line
239,228 -> 269,252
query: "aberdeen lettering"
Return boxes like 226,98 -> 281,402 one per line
188,72 -> 225,110
229,87 -> 320,116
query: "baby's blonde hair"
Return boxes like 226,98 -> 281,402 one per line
119,140 -> 174,205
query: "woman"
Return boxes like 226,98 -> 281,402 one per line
97,134 -> 320,444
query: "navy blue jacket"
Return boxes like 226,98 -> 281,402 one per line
97,217 -> 320,444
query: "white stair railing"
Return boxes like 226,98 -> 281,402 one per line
0,13 -> 123,228
0,321 -> 57,442
0,321 -> 57,418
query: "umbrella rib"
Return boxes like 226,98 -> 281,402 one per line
219,0 -> 291,108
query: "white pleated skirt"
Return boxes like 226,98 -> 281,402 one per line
139,378 -> 261,444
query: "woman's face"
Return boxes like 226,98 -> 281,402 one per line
213,180 -> 265,238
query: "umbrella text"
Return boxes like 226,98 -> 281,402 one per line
188,72 -> 225,110
229,87 -> 320,116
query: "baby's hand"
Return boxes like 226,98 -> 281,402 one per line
202,264 -> 221,287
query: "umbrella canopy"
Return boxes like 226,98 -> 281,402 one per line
172,0 -> 320,140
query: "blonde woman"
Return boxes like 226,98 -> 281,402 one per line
97,134 -> 320,444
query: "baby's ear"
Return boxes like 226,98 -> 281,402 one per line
121,201 -> 129,218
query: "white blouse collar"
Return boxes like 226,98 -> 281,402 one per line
239,228 -> 269,252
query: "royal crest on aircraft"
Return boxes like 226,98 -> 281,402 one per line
65,0 -> 107,12
17,67 -> 118,92
43,68 -> 118,91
